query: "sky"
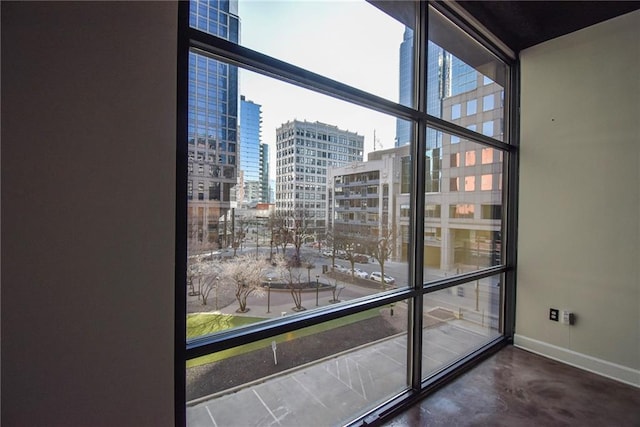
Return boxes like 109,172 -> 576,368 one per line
235,0 -> 406,180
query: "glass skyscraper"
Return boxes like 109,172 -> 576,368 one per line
396,27 -> 449,150
395,27 -> 413,147
239,95 -> 262,204
187,0 -> 239,247
449,56 -> 477,96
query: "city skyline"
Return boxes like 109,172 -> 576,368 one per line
237,0 -> 405,181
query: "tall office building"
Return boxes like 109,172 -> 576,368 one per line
239,95 -> 263,204
395,27 -> 413,147
275,120 -> 364,236
391,28 -> 504,268
424,71 -> 503,269
187,0 -> 239,248
396,27 -> 452,150
260,143 -> 270,203
449,56 -> 478,96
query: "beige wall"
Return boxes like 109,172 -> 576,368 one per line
1,2 -> 177,425
516,10 -> 640,386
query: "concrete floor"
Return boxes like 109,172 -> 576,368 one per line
383,346 -> 640,427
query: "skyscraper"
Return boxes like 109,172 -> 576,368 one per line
260,143 -> 270,203
275,120 -> 364,236
394,24 -> 503,269
396,26 -> 451,150
239,95 -> 263,204
395,27 -> 413,147
187,0 -> 239,248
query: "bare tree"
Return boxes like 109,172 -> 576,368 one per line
327,278 -> 345,303
219,254 -> 268,313
231,216 -> 248,257
271,209 -> 313,267
200,270 -> 219,306
273,255 -> 306,311
187,258 -> 225,306
369,227 -> 395,290
333,231 -> 360,275
289,209 -> 313,266
266,211 -> 280,260
271,210 -> 291,257
343,241 -> 359,277
324,227 -> 337,267
305,261 -> 315,285
187,258 -> 200,297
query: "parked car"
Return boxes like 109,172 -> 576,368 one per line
353,254 -> 369,263
352,268 -> 369,279
369,272 -> 396,285
332,264 -> 348,273
321,249 -> 333,257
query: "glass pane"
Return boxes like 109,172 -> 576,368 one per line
423,128 -> 503,281
187,57 -> 412,339
422,274 -> 503,378
427,7 -> 507,141
190,0 -> 414,106
187,304 -> 409,425
190,0 -> 239,42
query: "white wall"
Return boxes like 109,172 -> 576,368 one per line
1,2 -> 177,425
516,10 -> 640,386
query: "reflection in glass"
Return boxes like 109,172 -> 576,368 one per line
422,275 -> 503,378
426,7 -> 507,141
422,129 -> 503,276
187,305 -> 409,425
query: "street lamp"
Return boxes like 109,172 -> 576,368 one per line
315,275 -> 320,306
267,277 -> 272,314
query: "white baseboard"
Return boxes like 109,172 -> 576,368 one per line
514,334 -> 640,388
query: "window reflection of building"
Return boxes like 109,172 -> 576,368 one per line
187,0 -> 240,249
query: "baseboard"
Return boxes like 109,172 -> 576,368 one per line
514,334 -> 640,388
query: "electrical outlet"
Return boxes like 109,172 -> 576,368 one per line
562,310 -> 575,325
549,308 -> 559,321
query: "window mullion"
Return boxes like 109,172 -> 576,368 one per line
407,0 -> 429,392
503,63 -> 520,339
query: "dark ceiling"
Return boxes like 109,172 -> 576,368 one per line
456,1 -> 640,53
371,1 -> 640,55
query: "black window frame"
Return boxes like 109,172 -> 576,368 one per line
175,1 -> 519,425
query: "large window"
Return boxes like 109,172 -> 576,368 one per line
178,1 -> 516,426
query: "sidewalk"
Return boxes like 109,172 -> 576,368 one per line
186,311 -> 497,427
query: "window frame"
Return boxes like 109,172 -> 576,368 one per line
175,1 -> 519,426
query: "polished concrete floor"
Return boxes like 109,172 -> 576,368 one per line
384,346 -> 640,426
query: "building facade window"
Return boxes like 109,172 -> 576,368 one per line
481,174 -> 494,190
483,94 -> 494,111
483,120 -> 494,136
466,99 -> 477,115
451,103 -> 461,119
450,203 -> 475,219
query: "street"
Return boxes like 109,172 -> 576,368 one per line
192,242 -> 501,330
